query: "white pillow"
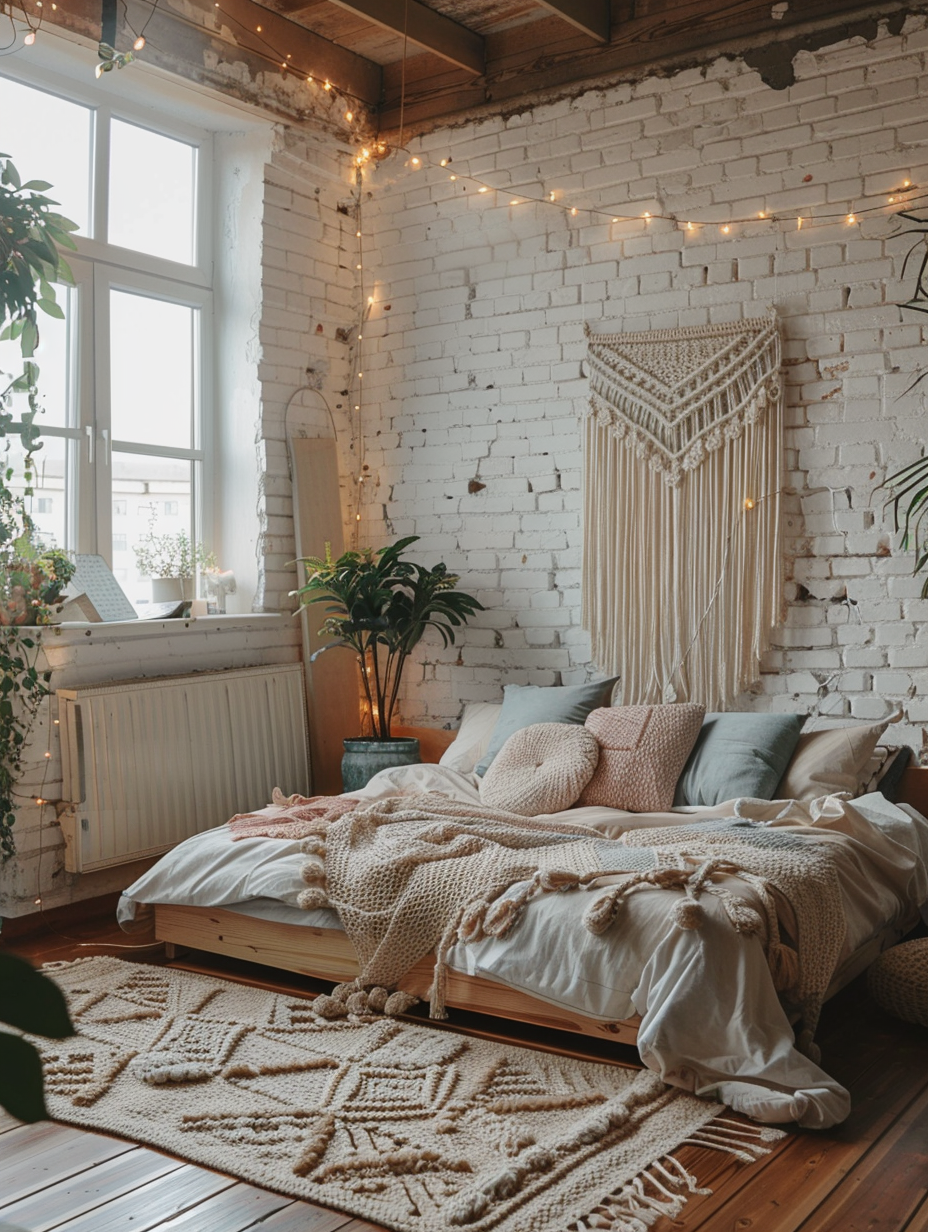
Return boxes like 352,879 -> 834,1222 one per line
438,702 -> 503,775
776,718 -> 890,801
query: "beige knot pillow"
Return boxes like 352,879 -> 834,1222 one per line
479,722 -> 599,816
578,703 -> 706,811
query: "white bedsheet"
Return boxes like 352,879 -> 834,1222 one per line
119,763 -> 928,1130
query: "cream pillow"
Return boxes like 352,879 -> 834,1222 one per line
479,723 -> 599,817
579,703 -> 705,811
439,703 -> 503,775
776,719 -> 890,801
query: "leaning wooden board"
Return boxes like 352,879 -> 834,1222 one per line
154,750 -> 928,1047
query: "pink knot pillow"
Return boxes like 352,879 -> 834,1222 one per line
479,722 -> 599,816
578,703 -> 706,812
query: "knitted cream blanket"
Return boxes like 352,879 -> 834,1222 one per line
298,796 -> 848,1053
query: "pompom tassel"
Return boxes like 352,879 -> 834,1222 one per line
673,896 -> 705,930
297,887 -> 330,911
384,990 -> 419,1016
346,990 -> 370,1015
300,855 -> 326,886
770,942 -> 800,992
312,994 -> 348,1019
584,890 -> 624,935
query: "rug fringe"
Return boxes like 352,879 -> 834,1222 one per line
569,1117 -> 787,1231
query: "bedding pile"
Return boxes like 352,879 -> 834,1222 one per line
291,792 -> 847,1061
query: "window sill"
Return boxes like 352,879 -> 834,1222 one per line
41,612 -> 291,644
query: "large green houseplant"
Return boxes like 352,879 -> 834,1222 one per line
1,153 -> 78,856
295,537 -> 483,788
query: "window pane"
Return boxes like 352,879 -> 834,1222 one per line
110,290 -> 196,448
4,433 -> 69,552
0,74 -> 92,234
112,454 -> 192,606
108,119 -> 196,264
0,283 -> 76,431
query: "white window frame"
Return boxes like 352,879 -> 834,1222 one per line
0,59 -> 215,572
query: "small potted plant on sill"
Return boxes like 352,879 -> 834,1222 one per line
294,536 -> 483,790
134,528 -> 216,604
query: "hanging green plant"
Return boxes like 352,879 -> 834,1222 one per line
1,153 -> 78,857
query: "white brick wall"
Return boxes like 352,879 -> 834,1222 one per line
355,17 -> 928,756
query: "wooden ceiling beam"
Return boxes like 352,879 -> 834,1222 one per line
36,0 -> 382,113
534,0 -> 609,43
323,0 -> 485,75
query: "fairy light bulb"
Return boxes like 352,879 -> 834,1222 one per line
133,34 -> 145,49
367,296 -> 374,304
411,157 -> 420,166
478,186 -> 488,194
510,199 -> 519,206
324,80 -> 331,90
758,211 -> 766,219
356,230 -> 362,237
24,29 -> 36,43
449,174 -> 457,181
570,207 -> 578,216
440,159 -> 447,167
643,211 -> 651,221
847,213 -> 856,224
743,497 -> 755,511
687,221 -> 694,231
797,216 -> 803,230
549,191 -> 555,202
256,24 -> 262,31
612,217 -> 619,223
721,224 -> 731,234
889,196 -> 896,203
904,179 -> 911,187
345,110 -> 354,122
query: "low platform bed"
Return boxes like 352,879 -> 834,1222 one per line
154,899 -> 918,1050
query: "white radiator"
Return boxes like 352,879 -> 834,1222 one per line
57,664 -> 310,873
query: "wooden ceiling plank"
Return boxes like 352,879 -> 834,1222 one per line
534,0 -> 609,42
324,0 -> 486,75
191,0 -> 383,100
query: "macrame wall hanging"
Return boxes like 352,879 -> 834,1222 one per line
582,314 -> 783,709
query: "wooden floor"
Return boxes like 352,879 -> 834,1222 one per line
3,909 -> 928,1232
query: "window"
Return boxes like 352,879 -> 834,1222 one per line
0,68 -> 211,609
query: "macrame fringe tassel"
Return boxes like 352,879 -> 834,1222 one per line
581,383 -> 782,708
570,1116 -> 784,1232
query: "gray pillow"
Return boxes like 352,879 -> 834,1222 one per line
674,712 -> 805,807
475,678 -> 619,777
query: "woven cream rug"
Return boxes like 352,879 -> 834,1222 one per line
35,957 -> 781,1232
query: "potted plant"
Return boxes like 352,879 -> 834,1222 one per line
134,528 -> 216,602
294,536 -> 483,790
1,153 -> 78,857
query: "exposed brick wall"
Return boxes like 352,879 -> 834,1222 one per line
356,17 -> 928,756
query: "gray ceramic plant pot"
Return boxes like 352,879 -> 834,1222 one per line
341,737 -> 421,792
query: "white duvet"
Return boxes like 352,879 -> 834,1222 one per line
119,763 -> 928,1130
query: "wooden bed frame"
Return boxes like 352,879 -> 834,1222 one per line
154,744 -> 928,1049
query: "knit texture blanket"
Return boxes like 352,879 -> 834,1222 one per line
296,796 -> 848,1054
